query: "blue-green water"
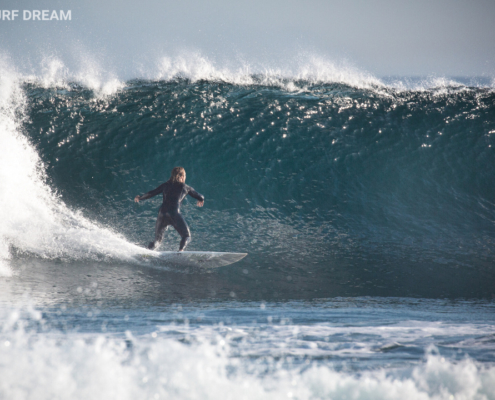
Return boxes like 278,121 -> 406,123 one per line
1,69 -> 495,399
19,79 -> 495,299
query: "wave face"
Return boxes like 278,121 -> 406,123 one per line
5,73 -> 495,298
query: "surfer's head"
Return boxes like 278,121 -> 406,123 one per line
169,167 -> 186,183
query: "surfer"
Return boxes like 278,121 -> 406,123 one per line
134,167 -> 204,251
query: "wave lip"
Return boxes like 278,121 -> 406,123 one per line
14,52 -> 494,95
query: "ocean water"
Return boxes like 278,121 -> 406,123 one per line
1,56 -> 495,399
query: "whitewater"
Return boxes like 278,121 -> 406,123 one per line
1,54 -> 495,399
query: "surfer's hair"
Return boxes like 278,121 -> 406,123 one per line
169,167 -> 186,183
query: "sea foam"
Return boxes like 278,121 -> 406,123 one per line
0,306 -> 494,400
0,58 -> 144,272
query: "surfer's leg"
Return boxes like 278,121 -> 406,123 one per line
172,213 -> 191,251
179,236 -> 191,251
148,209 -> 170,250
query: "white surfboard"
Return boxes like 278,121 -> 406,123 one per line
138,250 -> 247,268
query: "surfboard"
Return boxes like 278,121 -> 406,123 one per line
137,250 -> 247,268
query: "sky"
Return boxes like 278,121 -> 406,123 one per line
0,0 -> 494,79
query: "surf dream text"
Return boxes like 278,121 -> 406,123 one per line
0,10 -> 71,21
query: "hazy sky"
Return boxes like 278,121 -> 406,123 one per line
1,0 -> 494,78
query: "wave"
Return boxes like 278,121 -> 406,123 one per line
1,55 -> 495,297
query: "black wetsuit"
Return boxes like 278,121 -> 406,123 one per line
138,181 -> 204,251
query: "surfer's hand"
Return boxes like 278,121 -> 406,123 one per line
197,200 -> 204,207
134,196 -> 140,203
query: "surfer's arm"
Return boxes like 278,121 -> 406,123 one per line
134,184 -> 164,202
187,186 -> 205,207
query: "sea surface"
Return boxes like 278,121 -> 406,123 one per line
0,58 -> 495,399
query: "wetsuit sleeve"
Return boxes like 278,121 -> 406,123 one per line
138,183 -> 164,201
187,186 -> 204,202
